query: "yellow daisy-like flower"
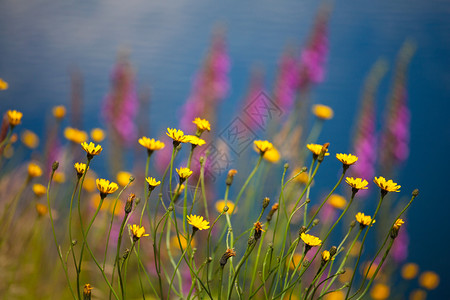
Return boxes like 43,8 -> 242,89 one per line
0,78 -> 9,90
21,130 -> 39,149
166,128 -> 190,145
394,218 -> 405,229
215,200 -> 236,214
96,178 -> 118,197
355,212 -> 375,227
28,163 -> 43,178
74,162 -> 88,176
35,203 -> 48,217
336,153 -> 358,166
32,184 -> 47,197
117,171 -> 133,187
322,250 -> 331,262
81,142 -> 103,158
146,177 -> 161,188
138,136 -> 165,151
374,176 -> 401,193
300,233 -> 322,247
90,128 -> 105,142
83,284 -> 93,298
328,194 -> 347,210
254,140 -> 273,154
64,127 -> 88,144
52,105 -> 66,119
307,143 -> 330,157
129,224 -> 149,241
7,110 -> 23,127
187,214 -> 210,231
263,147 -> 281,163
176,167 -> 193,180
186,135 -> 206,146
345,177 -> 369,190
192,117 -> 211,132
312,104 -> 334,120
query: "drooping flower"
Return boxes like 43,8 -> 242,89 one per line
187,214 -> 210,231
28,163 -> 43,178
7,110 -> 23,127
312,104 -> 334,120
129,224 -> 149,241
64,127 -> 88,144
345,177 -> 369,191
81,142 -> 103,158
254,140 -> 273,154
355,212 -> 374,227
96,179 -> 118,197
192,117 -> 211,132
336,153 -> 358,166
300,232 -> 322,247
374,176 -> 401,193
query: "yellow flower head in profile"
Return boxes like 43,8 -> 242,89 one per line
322,250 -> 331,262
176,167 -> 193,180
35,203 -> 48,217
254,140 -> 273,154
355,212 -> 375,227
401,263 -> 419,280
64,127 -> 88,144
263,146 -> 281,163
146,177 -> 161,188
0,78 -> 9,90
129,224 -> 149,241
186,135 -> 206,146
32,184 -> 47,197
374,176 -> 401,193
370,283 -> 390,300
81,142 -> 103,158
394,218 -> 405,229
90,128 -> 105,142
28,162 -> 42,178
187,214 -> 210,231
116,171 -> 133,187
307,143 -> 330,157
74,162 -> 88,176
215,200 -> 236,214
336,153 -> 358,166
83,284 -> 93,298
166,128 -> 190,145
345,177 -> 369,190
328,194 -> 347,210
21,130 -> 39,149
52,105 -> 66,119
96,179 -> 118,197
7,110 -> 23,127
193,117 -> 211,132
419,271 -> 440,290
138,136 -> 165,151
300,233 -> 322,247
312,104 -> 334,120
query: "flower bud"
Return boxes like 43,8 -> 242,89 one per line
298,226 -> 307,236
262,197 -> 270,209
412,189 -> 419,197
226,169 -> 238,186
219,248 -> 236,267
125,193 -> 135,214
52,161 -> 59,171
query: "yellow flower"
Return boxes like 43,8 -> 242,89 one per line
81,142 -> 103,157
323,290 -> 345,300
166,128 -> 190,145
129,224 -> 149,240
254,140 -> 273,154
117,171 -> 133,187
287,253 -> 303,270
306,143 -> 330,156
335,153 -> 358,166
300,233 -> 322,247
64,127 -> 88,144
293,169 -> 309,184
401,263 -> 419,280
74,162 -> 88,176
28,162 -> 42,177
53,172 -> 66,183
32,184 -> 47,197
0,78 -> 9,90
409,289 -> 427,300
374,176 -> 401,193
83,175 -> 97,192
83,284 -> 93,298
328,194 -> 347,209
355,212 -> 375,227
312,104 -> 334,120
96,178 -> 118,197
7,110 -> 23,127
35,203 -> 48,217
146,177 -> 161,188
186,135 -> 206,146
345,177 -> 369,190
370,283 -> 390,300
21,130 -> 39,149
418,271 -> 440,290
394,218 -> 404,229
263,147 -> 281,163
187,214 -> 210,231
171,235 -> 196,250
322,250 -> 331,262
192,117 -> 211,132
138,136 -> 165,151
215,200 -> 236,214
90,128 -> 105,142
176,167 -> 193,180
52,105 -> 66,119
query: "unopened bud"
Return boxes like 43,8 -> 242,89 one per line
284,163 -> 289,170
298,226 -> 307,236
219,248 -> 236,267
301,166 -> 308,172
123,249 -> 130,259
350,220 -> 356,228
305,198 -> 310,203
248,236 -> 256,246
267,203 -> 279,222
329,246 -> 337,257
52,161 -> 59,171
226,169 -> 238,186
312,219 -> 320,226
412,189 -> 419,197
125,193 -> 135,213
262,197 -> 270,209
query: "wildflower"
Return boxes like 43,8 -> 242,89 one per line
370,283 -> 390,300
52,105 -> 66,119
90,128 -> 105,142
21,130 -> 39,149
172,183 -> 185,199
186,135 -> 206,146
53,172 -> 65,183
146,177 -> 161,190
193,117 -> 211,132
220,248 -> 236,267
138,136 -> 165,152
288,253 -> 303,270
253,221 -> 265,241
300,232 -> 322,248
263,147 -> 281,163
345,177 -> 369,193
254,140 -> 273,154
176,167 -> 193,182
335,153 -> 358,168
294,170 -> 310,184
225,169 -> 238,186
307,143 -> 330,157
321,250 -> 331,265
74,162 -> 88,177
355,212 -> 375,227
328,194 -> 347,209
171,234 -> 196,250
418,271 -> 440,290
83,284 -> 93,298
215,200 -> 236,214
28,163 -> 42,178
32,184 -> 47,197
129,224 -> 149,241
81,142 -> 102,159
7,110 -> 23,127
374,176 -> 401,194
116,171 -> 133,187
187,214 -> 210,231
323,290 -> 345,300
35,203 -> 48,217
96,179 -> 118,198
401,263 -> 419,280
0,78 -> 8,90
124,193 -> 135,214
166,128 -> 190,146
83,175 -> 97,192
312,104 -> 334,120
64,127 -> 88,144
266,203 -> 279,222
